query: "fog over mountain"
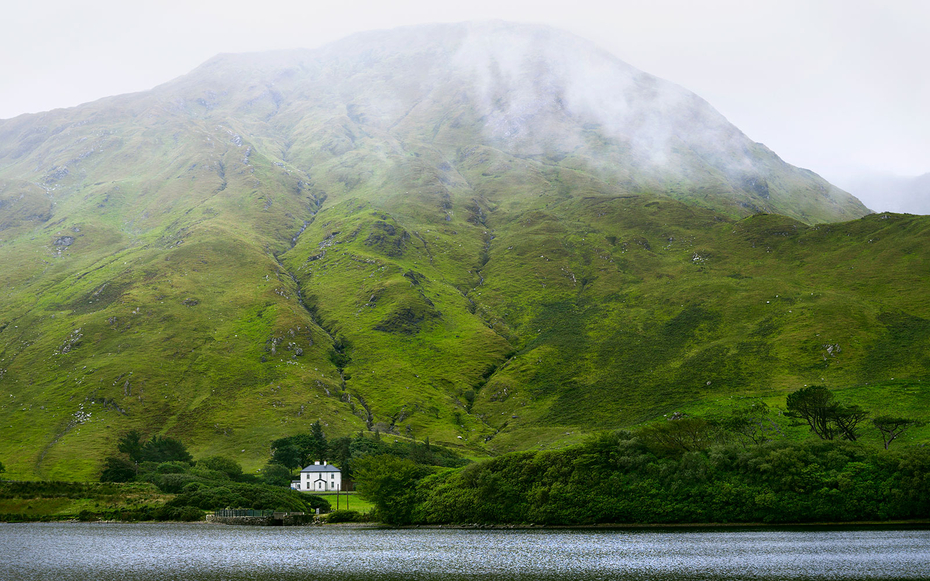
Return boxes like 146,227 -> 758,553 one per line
0,22 -> 868,225
835,172 -> 930,215
4,23 -> 928,481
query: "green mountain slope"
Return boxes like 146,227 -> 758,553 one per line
1,23 -> 923,481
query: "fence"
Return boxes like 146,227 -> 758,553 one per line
213,509 -> 274,518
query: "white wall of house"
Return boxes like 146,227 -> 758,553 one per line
298,460 -> 342,492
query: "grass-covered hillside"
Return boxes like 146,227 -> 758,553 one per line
0,23 -> 923,481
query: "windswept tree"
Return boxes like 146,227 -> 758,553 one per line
785,386 -> 838,440
719,401 -> 781,447
785,385 -> 869,441
832,404 -> 870,442
873,416 -> 925,449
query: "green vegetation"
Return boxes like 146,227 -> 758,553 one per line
0,481 -> 173,522
350,388 -> 929,526
0,23 -> 924,484
324,509 -> 366,523
267,423 -> 467,483
873,416 -> 926,450
0,433 -> 332,523
409,434 -> 930,525
785,385 -> 870,441
355,455 -> 433,525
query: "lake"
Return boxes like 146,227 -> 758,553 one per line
3,523 -> 929,580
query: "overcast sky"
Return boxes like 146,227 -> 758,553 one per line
2,0 -> 928,204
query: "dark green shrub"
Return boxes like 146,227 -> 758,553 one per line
155,461 -> 190,474
355,455 -> 432,525
181,482 -> 204,494
100,456 -> 137,483
326,509 -> 361,523
262,463 -> 294,487
154,505 -> 203,521
197,456 -> 243,480
77,509 -> 97,522
147,472 -> 203,493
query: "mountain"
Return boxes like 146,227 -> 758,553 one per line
1,22 -> 926,481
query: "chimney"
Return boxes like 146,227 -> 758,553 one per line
315,461 -> 320,465
324,460 -> 327,465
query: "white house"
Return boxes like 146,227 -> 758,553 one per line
291,460 -> 342,492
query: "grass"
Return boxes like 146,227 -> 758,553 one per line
0,29 -> 925,482
314,492 -> 375,515
0,481 -> 171,520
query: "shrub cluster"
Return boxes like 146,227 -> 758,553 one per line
95,432 -> 330,521
268,424 -> 467,479
325,509 -> 365,523
409,434 -> 930,525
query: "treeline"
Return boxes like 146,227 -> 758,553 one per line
97,430 -> 328,521
606,386 -> 924,456
355,386 -> 928,525
266,421 -> 468,481
366,434 -> 930,525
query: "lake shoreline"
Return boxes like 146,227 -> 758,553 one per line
6,518 -> 929,531
409,519 -> 930,531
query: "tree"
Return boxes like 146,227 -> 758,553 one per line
117,430 -> 145,463
308,420 -> 328,463
832,404 -> 869,442
785,385 -> 868,441
100,456 -> 137,482
873,416 -> 925,449
719,401 -> 781,447
354,455 -> 432,524
270,437 -> 305,470
329,436 -> 353,478
262,463 -> 294,487
269,425 -> 328,469
115,431 -> 192,464
785,386 -> 838,440
140,435 -> 193,463
411,436 -> 434,465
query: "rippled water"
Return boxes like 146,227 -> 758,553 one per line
3,523 -> 929,580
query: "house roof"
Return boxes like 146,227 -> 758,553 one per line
300,463 -> 341,473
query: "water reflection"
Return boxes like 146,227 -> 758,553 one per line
3,523 -> 929,580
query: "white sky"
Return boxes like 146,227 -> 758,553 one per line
2,0 -> 928,189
